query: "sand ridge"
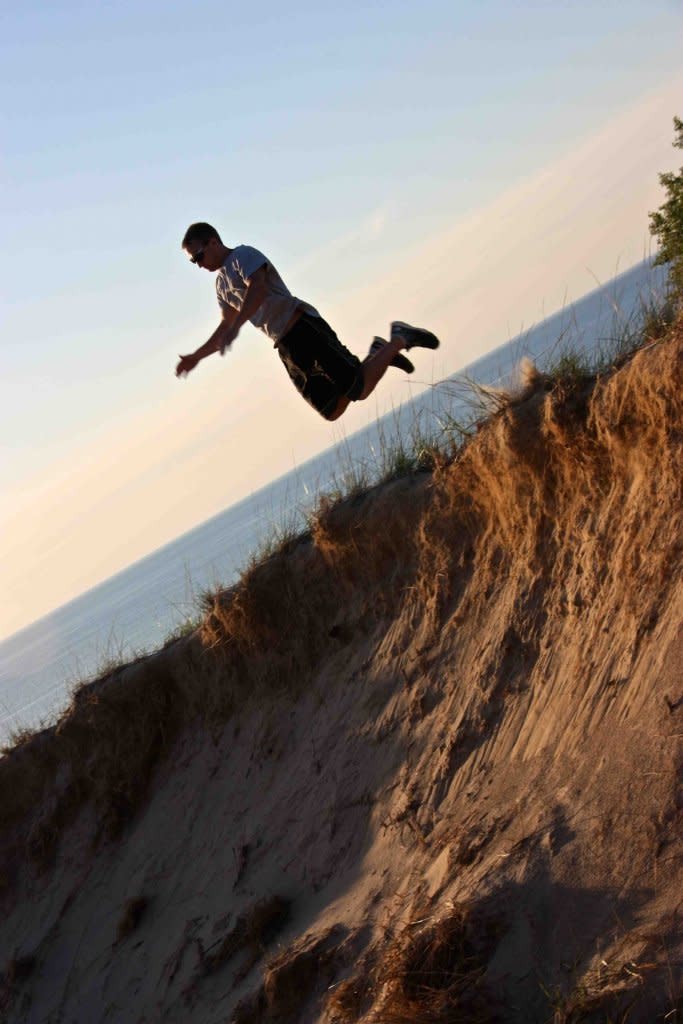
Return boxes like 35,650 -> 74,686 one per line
0,326 -> 681,1023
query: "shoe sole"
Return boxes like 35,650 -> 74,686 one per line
369,339 -> 415,374
391,352 -> 415,373
391,321 -> 440,350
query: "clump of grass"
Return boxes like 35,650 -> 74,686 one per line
543,937 -> 683,1024
585,287 -> 678,376
232,924 -> 345,1024
380,907 -> 500,1023
163,614 -> 202,645
544,348 -> 593,385
0,724 -> 44,759
325,972 -> 373,1022
370,407 -> 443,481
561,292 -> 674,390
61,631 -> 155,710
434,355 -> 548,444
627,290 -> 677,347
321,405 -> 445,512
244,522 -> 308,573
326,905 -> 501,1024
323,439 -> 371,504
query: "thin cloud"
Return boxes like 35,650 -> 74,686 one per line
289,200 -> 396,277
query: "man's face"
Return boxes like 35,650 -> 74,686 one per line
184,237 -> 222,272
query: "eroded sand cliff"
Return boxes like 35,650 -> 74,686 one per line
1,326 -> 681,1023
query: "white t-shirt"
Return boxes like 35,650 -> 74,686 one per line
215,245 -> 319,344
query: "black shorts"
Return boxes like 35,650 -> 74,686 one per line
276,313 -> 364,418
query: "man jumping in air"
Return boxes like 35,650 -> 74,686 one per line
175,223 -> 440,421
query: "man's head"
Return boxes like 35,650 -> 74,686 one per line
182,222 -> 226,271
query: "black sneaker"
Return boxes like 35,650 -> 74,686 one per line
369,336 -> 414,374
390,321 -> 440,351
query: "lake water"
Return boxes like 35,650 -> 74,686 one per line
0,259 -> 667,744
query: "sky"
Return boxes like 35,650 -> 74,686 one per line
1,0 -> 682,641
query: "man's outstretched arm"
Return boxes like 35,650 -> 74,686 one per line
175,313 -> 236,376
175,267 -> 269,377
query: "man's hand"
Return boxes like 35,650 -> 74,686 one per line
175,271 -> 264,379
176,352 -> 200,377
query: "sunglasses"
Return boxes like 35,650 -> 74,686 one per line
189,248 -> 206,265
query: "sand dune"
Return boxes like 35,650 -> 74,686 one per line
1,324 -> 681,1023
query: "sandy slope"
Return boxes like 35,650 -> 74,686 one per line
0,327 -> 681,1024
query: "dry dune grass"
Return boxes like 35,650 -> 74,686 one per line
233,924 -> 346,1024
415,325 -> 681,630
0,650 -> 187,871
198,472 -> 430,692
0,321 -> 681,1023
325,905 -> 501,1024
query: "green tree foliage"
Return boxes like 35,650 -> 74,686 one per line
649,116 -> 683,294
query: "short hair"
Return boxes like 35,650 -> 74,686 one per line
182,222 -> 222,249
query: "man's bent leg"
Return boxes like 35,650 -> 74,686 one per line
358,336 -> 407,400
324,337 -> 408,419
